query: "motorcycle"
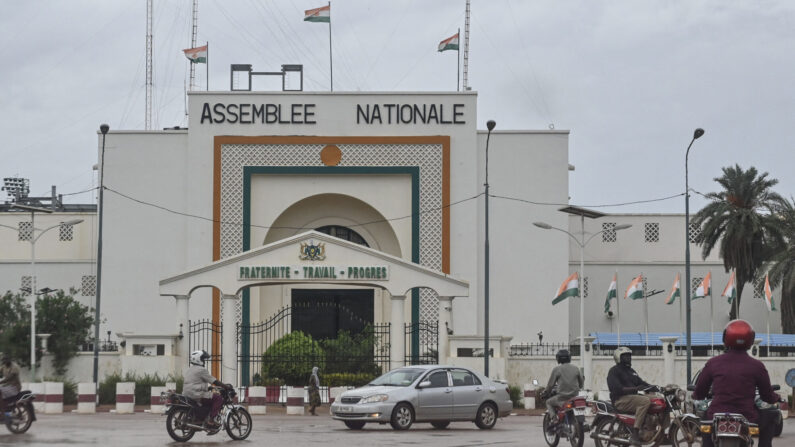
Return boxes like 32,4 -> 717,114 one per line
161,385 -> 252,442
2,390 -> 36,434
591,384 -> 700,447
542,392 -> 589,447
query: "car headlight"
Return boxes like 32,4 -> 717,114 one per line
360,394 -> 389,404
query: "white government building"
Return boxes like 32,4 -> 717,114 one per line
0,87 -> 786,388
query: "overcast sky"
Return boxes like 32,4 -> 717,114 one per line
1,1 -> 793,214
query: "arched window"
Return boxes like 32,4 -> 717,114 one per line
315,225 -> 369,247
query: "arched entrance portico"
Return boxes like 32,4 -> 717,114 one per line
159,230 -> 468,386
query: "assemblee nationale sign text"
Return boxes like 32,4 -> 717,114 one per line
200,103 -> 466,125
238,265 -> 389,281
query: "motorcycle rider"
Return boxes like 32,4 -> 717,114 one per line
0,353 -> 21,416
184,350 -> 232,428
607,347 -> 657,446
693,320 -> 779,447
542,349 -> 584,427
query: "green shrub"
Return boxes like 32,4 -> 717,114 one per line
323,372 -> 377,387
98,372 -> 122,405
320,329 -> 381,375
261,331 -> 325,386
97,372 -> 182,405
508,385 -> 523,408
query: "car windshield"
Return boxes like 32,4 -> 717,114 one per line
368,368 -> 425,387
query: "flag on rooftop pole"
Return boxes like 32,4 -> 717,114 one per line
604,273 -> 617,313
722,270 -> 738,321
552,272 -> 579,305
438,32 -> 460,52
764,274 -> 776,311
694,272 -> 711,299
665,273 -> 681,305
625,275 -> 644,300
304,4 -> 330,22
183,44 -> 208,64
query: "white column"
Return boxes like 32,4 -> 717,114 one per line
582,336 -> 596,392
390,295 -> 406,370
222,294 -> 239,386
438,296 -> 453,365
174,295 -> 189,367
660,336 -> 678,386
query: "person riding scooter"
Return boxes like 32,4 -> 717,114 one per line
0,353 -> 21,416
607,347 -> 658,446
693,320 -> 779,447
183,350 -> 232,428
541,349 -> 583,427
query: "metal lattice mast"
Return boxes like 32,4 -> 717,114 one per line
145,0 -> 153,130
189,0 -> 198,92
462,0 -> 470,90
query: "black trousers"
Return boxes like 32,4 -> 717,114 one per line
700,409 -> 776,447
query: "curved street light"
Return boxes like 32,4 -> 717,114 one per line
685,128 -> 704,385
533,221 -> 631,369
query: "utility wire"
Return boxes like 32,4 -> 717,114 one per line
489,192 -> 685,208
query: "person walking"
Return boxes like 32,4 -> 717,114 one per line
308,366 -> 321,415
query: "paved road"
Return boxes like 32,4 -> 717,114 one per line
1,412 -> 793,446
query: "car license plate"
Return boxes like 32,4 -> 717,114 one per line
574,408 -> 585,416
340,406 -> 353,413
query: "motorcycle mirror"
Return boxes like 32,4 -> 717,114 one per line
772,384 -> 780,391
686,385 -> 696,391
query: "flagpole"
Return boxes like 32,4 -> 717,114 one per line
679,272 -> 683,340
206,42 -> 209,91
616,271 -> 621,346
709,273 -> 714,355
456,28 -> 460,92
734,271 -> 739,320
328,1 -> 333,92
643,273 -> 649,355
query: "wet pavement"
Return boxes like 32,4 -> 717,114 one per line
1,409 -> 792,446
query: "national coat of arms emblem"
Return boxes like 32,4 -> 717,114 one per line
299,241 -> 326,261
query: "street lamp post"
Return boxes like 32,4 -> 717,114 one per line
533,217 -> 631,368
5,204 -> 82,380
484,120 -> 495,377
94,124 -> 110,387
685,128 -> 705,385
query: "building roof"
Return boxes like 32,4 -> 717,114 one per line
591,332 -> 795,347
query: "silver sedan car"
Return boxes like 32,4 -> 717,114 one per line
330,365 -> 513,430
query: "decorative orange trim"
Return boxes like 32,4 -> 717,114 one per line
212,140 -> 222,378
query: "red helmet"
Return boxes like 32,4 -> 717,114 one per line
723,320 -> 755,350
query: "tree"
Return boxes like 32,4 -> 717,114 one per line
766,198 -> 795,333
261,331 -> 325,386
692,165 -> 784,320
0,289 -> 94,375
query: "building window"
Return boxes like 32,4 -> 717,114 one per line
82,275 -> 97,296
18,221 -> 32,241
315,225 -> 369,247
644,223 -> 660,243
691,277 -> 703,296
753,277 -> 763,299
59,222 -> 74,241
582,276 -> 589,298
21,276 -> 32,295
602,222 -> 617,243
132,344 -> 165,356
689,223 -> 703,244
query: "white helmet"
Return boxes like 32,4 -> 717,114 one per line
190,350 -> 210,366
613,346 -> 632,365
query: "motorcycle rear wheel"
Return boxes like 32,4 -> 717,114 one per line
225,407 -> 252,440
564,415 -> 584,447
5,403 -> 33,434
594,417 -> 631,447
542,413 -> 560,447
166,408 -> 196,442
670,419 -> 702,447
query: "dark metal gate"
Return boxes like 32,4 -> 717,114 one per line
188,319 -> 222,377
237,306 -> 391,386
404,320 -> 438,365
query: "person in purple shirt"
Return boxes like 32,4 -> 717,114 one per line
693,320 -> 779,447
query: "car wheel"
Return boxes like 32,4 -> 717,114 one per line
390,403 -> 414,430
475,402 -> 498,429
344,421 -> 366,430
431,421 -> 450,429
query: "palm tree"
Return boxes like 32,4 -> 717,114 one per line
767,198 -> 795,333
692,165 -> 784,320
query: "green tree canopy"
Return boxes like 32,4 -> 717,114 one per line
767,197 -> 795,333
260,331 -> 325,386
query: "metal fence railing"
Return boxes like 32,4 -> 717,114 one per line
509,342 -> 795,357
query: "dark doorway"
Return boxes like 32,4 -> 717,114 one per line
291,289 -> 374,339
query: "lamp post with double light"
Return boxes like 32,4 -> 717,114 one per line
1,206 -> 83,380
483,119 -> 496,377
685,128 -> 705,385
533,217 -> 631,368
93,123 -> 110,387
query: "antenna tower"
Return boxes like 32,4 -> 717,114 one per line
145,0 -> 153,130
189,0 -> 198,92
462,0 -> 470,90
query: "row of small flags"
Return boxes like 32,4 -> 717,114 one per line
552,271 -> 777,311
180,5 -> 460,64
